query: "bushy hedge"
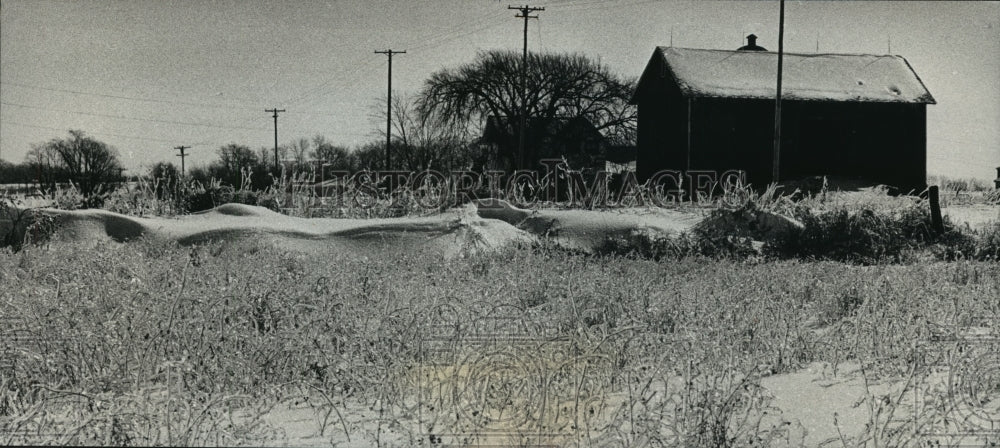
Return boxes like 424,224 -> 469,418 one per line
600,200 -> 999,264
772,204 -> 935,263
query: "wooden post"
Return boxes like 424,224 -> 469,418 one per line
929,185 -> 944,234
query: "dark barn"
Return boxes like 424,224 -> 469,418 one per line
631,39 -> 936,193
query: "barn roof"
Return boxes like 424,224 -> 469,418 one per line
633,47 -> 935,104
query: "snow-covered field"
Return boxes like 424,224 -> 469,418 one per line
2,196 -> 997,447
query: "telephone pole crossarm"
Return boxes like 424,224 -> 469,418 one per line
174,145 -> 191,175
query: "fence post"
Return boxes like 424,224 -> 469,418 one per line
929,185 -> 944,234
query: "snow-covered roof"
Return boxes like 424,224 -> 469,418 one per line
642,47 -> 935,104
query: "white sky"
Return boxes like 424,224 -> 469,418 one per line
1,0 -> 997,181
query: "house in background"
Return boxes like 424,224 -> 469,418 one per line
630,36 -> 935,193
481,116 -> 635,172
604,144 -> 637,174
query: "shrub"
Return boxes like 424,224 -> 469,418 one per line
185,186 -> 226,212
972,220 -> 1000,260
1,196 -> 59,251
185,183 -> 258,213
985,189 -> 1000,205
772,205 -> 932,263
601,183 -> 991,264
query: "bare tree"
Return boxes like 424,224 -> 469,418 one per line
371,92 -> 475,171
310,135 -> 353,171
212,143 -> 262,188
255,145 -> 289,172
288,137 -> 311,166
352,141 -> 385,171
417,50 -> 636,170
25,143 -> 61,190
42,130 -> 123,196
219,143 -> 259,174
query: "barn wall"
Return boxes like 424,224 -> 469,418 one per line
690,98 -> 773,185
635,56 -> 688,182
899,104 -> 927,192
655,99 -> 929,190
636,101 -> 663,181
636,96 -> 688,182
636,78 -> 928,191
782,101 -> 927,191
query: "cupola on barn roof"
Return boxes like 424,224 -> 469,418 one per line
737,34 -> 767,51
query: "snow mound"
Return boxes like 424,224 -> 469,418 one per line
197,203 -> 284,218
471,201 -> 703,253
6,203 -> 708,258
16,205 -> 535,259
471,199 -> 533,226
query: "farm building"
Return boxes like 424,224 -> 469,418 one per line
631,36 -> 935,193
481,115 -> 635,172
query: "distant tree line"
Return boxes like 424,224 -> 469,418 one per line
170,131 -> 479,192
2,130 -> 125,196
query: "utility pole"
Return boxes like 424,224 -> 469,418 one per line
771,0 -> 785,183
508,4 -> 544,169
174,145 -> 191,175
265,108 -> 285,171
375,49 -> 406,170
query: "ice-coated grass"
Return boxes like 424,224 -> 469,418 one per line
2,236 -> 997,446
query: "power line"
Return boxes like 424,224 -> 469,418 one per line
283,59 -> 384,113
551,0 -> 608,10
553,0 -> 629,12
408,11 -> 503,52
537,15 -> 544,50
558,0 -> 663,12
5,79 -> 366,117
268,9 -> 508,125
374,49 -> 406,170
291,11 -> 505,111
0,101 -> 267,131
0,80 -> 260,110
4,6 -> 556,161
279,59 -> 383,108
1,120 -> 184,144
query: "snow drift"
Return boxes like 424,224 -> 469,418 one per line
3,202 -> 706,258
